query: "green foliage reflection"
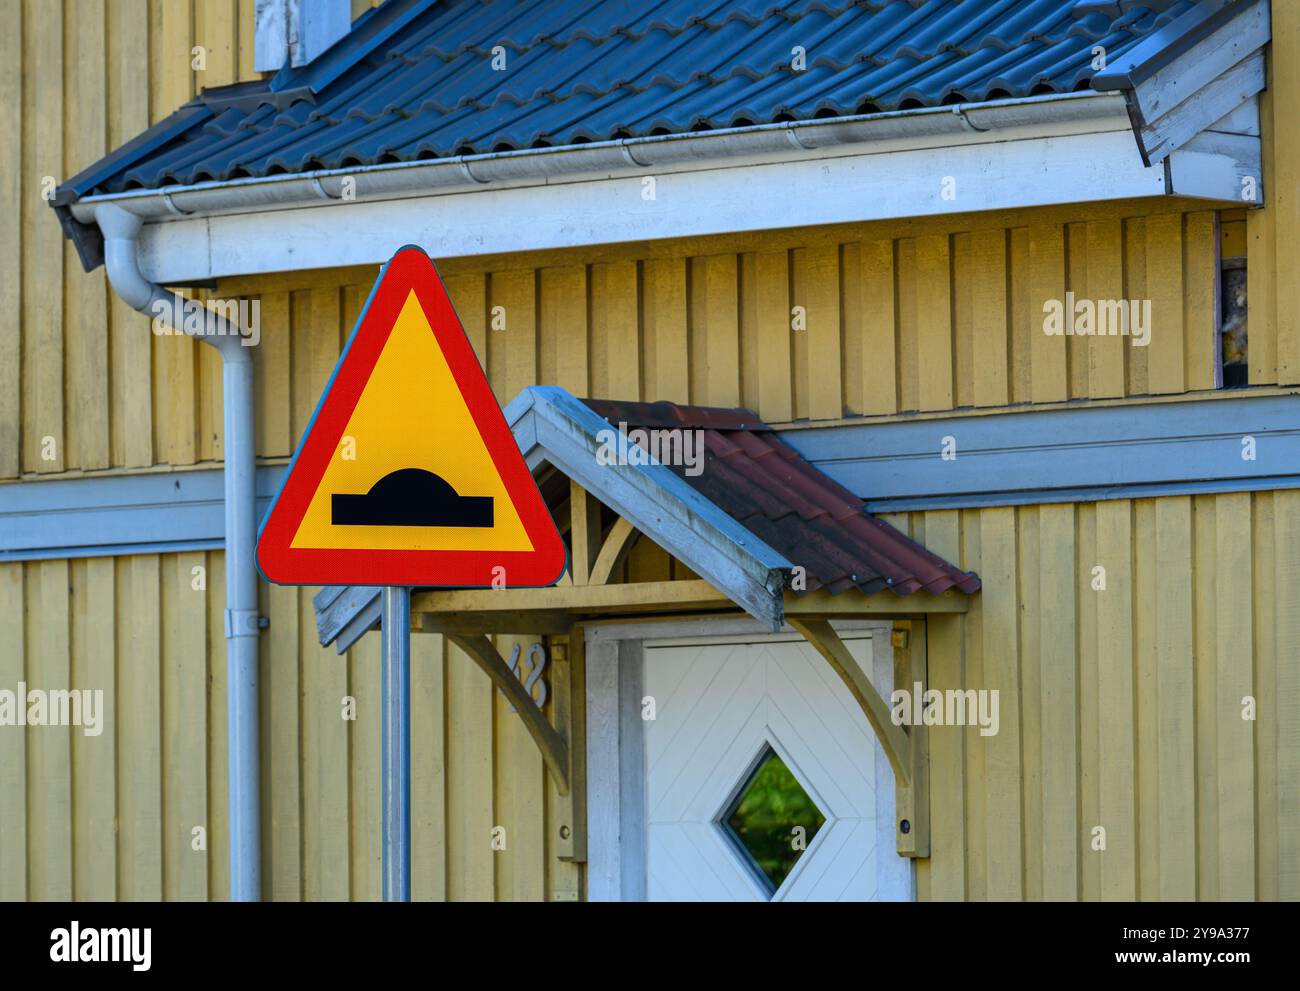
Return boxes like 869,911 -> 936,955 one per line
723,747 -> 825,892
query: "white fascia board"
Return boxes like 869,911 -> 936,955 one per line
71,92 -> 1247,283
135,132 -> 1164,283
1167,134 -> 1261,205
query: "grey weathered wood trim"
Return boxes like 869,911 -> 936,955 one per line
584,637 -> 646,902
1091,0 -> 1270,167
6,393 -> 1295,558
782,392 -> 1300,513
506,387 -> 792,631
1142,51 -> 1265,165
314,584 -> 382,653
255,0 -> 352,72
0,464 -> 286,562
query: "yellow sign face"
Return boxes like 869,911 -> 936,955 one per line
290,292 -> 534,553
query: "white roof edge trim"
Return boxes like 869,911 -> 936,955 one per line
69,91 -> 1131,226
132,129 -> 1187,282
104,88 -> 1264,283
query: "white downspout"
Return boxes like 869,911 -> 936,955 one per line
95,202 -> 262,901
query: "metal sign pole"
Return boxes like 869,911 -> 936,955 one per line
381,585 -> 412,901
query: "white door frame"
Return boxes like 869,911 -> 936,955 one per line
582,616 -> 914,902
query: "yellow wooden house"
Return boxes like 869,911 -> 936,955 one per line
2,0 -> 1297,902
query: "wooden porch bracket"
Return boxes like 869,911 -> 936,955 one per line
788,617 -> 930,858
446,633 -> 572,796
553,628 -> 587,863
567,482 -> 642,588
588,516 -> 639,586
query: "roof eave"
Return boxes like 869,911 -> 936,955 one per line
68,91 -> 1219,284
65,91 -> 1130,232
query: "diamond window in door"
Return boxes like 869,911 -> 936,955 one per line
719,743 -> 827,895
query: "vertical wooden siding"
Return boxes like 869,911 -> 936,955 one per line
3,493 -> 1295,901
0,553 -> 576,901
1,0 -> 384,478
231,203 -> 1228,447
0,0 -> 1291,476
891,493 -> 1300,902
4,5 -> 1300,479
1249,0 -> 1300,387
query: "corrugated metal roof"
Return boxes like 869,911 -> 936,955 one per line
59,0 -> 1193,200
583,397 -> 981,597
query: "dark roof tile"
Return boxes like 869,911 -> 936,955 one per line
58,0 -> 1193,199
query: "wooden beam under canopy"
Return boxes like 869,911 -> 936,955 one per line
411,580 -> 970,621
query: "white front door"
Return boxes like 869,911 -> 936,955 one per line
641,632 -> 912,902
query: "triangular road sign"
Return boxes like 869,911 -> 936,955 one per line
257,246 -> 567,588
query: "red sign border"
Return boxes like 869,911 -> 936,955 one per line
256,246 -> 567,588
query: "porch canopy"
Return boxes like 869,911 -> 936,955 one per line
313,386 -> 979,859
314,386 -> 978,647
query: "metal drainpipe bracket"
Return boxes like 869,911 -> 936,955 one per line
458,159 -> 491,184
161,189 -> 194,216
618,139 -> 651,168
224,608 -> 263,639
951,105 -> 990,133
785,124 -> 817,151
310,176 -> 342,201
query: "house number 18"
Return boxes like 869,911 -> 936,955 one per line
499,642 -> 547,711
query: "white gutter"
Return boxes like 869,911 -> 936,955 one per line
95,202 -> 262,902
68,89 -> 1253,285
69,92 -> 1130,224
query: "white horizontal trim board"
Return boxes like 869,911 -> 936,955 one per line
67,92 -> 1257,284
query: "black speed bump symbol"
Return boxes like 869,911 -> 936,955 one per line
331,468 -> 494,527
